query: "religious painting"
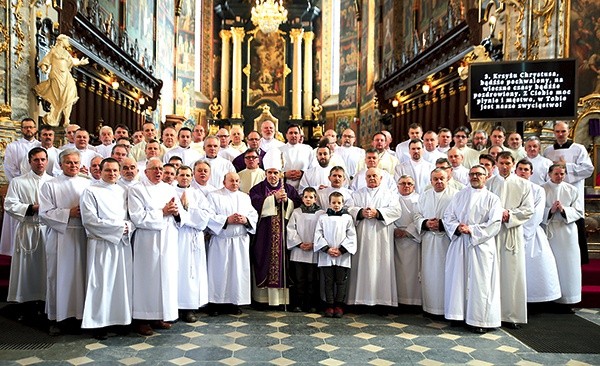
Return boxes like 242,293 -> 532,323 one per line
335,115 -> 350,137
176,0 -> 195,80
340,42 -> 358,84
569,0 -> 600,97
246,30 -> 287,106
382,3 -> 395,74
126,0 -> 155,63
175,0 -> 196,118
340,0 -> 357,39
156,0 -> 175,120
339,85 -> 356,108
360,0 -> 376,104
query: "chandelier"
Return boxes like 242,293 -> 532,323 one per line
251,0 -> 288,34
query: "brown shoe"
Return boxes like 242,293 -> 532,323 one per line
135,323 -> 153,336
150,320 -> 172,330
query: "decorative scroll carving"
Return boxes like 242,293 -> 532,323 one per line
0,23 -> 9,53
502,0 -> 526,59
532,0 -> 556,46
11,0 -> 26,68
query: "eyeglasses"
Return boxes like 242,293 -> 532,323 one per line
247,138 -> 260,141
468,172 -> 486,177
455,135 -> 467,139
398,182 -> 414,186
217,135 -> 229,138
244,156 -> 258,160
342,135 -> 355,138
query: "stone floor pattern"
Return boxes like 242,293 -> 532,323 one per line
2,308 -> 600,365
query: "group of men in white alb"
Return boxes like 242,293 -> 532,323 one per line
2,117 -> 591,339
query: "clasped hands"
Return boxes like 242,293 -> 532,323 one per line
299,242 -> 313,251
457,223 -> 471,235
362,207 -> 378,219
550,200 -> 564,214
425,218 -> 440,231
327,247 -> 342,257
227,213 -> 248,225
162,198 -> 179,217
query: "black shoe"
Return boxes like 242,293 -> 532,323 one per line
231,306 -> 243,315
49,324 -> 62,336
92,328 -> 108,340
307,307 -> 317,314
450,320 -> 465,328
181,311 -> 198,323
471,326 -> 487,334
502,322 -> 521,330
554,304 -> 575,314
291,306 -> 302,313
113,325 -> 130,336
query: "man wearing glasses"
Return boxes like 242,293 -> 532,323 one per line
238,149 -> 265,193
443,165 -> 503,334
452,126 -> 479,169
233,131 -> 265,172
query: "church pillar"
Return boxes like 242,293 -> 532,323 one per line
219,29 -> 232,120
290,28 -> 303,120
231,27 -> 245,119
302,31 -> 314,120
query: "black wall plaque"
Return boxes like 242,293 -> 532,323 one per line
468,59 -> 577,121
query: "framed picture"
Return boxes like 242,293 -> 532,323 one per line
246,30 -> 288,107
569,0 -> 600,98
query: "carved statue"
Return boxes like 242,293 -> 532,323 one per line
209,97 -> 222,119
311,98 -> 323,120
104,13 -> 113,38
34,34 -> 89,126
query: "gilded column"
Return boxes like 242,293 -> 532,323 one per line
302,31 -> 314,120
219,29 -> 232,119
231,27 -> 245,119
290,28 -> 304,120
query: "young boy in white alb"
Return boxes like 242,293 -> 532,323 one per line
314,192 -> 357,318
286,187 -> 324,312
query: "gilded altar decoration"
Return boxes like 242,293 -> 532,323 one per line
532,0 -> 556,46
208,97 -> 222,119
12,0 -> 26,68
0,23 -> 9,53
311,98 -> 323,120
34,35 -> 89,126
502,0 -> 526,59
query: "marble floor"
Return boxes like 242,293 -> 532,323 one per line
1,307 -> 599,366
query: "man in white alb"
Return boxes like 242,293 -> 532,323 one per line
5,147 -> 52,321
415,168 -> 458,318
201,136 -> 236,188
543,121 -> 593,263
39,149 -> 91,335
443,165 -> 503,333
206,172 -> 258,315
80,158 -> 134,339
486,151 -> 533,329
128,158 -> 183,336
348,168 -> 402,308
